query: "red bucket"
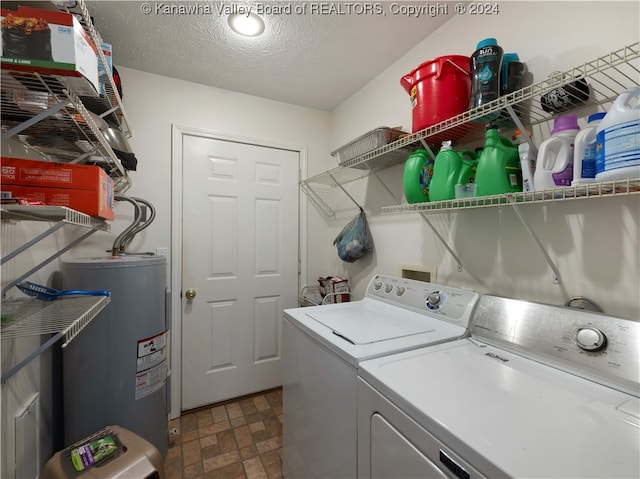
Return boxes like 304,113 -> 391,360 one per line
401,55 -> 472,142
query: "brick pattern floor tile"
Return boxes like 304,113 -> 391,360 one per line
165,387 -> 283,479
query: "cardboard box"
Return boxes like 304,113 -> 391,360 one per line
98,41 -> 112,95
1,157 -> 112,191
0,5 -> 99,95
1,157 -> 114,220
1,185 -> 114,220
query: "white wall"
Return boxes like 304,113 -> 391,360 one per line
68,67 -> 333,282
326,1 -> 640,319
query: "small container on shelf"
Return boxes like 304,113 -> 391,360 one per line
331,127 -> 412,169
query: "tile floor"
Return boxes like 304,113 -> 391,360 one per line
164,387 -> 283,479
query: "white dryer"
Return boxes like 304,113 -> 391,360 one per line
282,274 -> 478,479
358,295 -> 640,478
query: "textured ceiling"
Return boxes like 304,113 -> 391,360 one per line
86,1 -> 454,111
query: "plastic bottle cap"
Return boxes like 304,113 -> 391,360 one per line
587,112 -> 606,123
503,53 -> 520,64
551,114 -> 580,135
441,141 -> 453,150
477,38 -> 498,49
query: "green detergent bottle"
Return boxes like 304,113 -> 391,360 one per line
429,141 -> 478,201
404,148 -> 434,203
474,125 -> 522,196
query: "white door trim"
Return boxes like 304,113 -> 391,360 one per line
170,125 -> 308,419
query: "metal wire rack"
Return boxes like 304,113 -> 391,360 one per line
301,42 -> 640,214
1,69 -> 131,193
382,178 -> 640,215
0,205 -> 110,230
1,295 -> 110,383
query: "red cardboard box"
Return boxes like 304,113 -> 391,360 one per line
1,157 -> 111,191
1,158 -> 114,220
0,185 -> 113,220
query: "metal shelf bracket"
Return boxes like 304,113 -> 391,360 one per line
506,194 -> 561,284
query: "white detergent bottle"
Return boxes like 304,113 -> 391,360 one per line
534,115 -> 580,190
595,86 -> 640,182
573,112 -> 606,185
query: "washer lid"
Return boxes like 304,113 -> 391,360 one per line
307,307 -> 434,344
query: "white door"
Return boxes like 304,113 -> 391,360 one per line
181,133 -> 299,410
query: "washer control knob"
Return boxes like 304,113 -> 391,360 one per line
384,283 -> 394,293
427,291 -> 442,307
374,281 -> 383,291
576,327 -> 607,352
395,286 -> 406,297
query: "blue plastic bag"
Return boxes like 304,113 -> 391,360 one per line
333,210 -> 374,263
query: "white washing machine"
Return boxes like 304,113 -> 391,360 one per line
358,295 -> 640,478
282,274 -> 479,479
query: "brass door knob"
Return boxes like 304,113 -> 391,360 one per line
185,289 -> 196,300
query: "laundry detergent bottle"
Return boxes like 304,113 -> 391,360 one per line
595,86 -> 640,182
469,38 -> 504,110
403,148 -> 435,203
429,141 -> 477,201
573,112 -> 606,185
474,125 -> 522,196
534,114 -> 580,190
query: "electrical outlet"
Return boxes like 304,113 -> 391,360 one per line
156,247 -> 169,257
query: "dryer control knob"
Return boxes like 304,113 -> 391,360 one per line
427,292 -> 442,307
576,327 -> 607,352
395,286 -> 406,296
374,281 -> 383,291
384,283 -> 394,293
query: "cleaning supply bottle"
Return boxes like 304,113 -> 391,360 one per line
595,86 -> 640,182
573,112 -> 606,185
429,141 -> 477,201
474,125 -> 522,196
469,38 -> 504,110
534,115 -> 580,190
518,143 -> 537,192
501,53 -> 525,96
403,148 -> 435,203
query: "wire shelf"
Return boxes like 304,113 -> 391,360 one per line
382,178 -> 640,215
1,295 -> 109,345
1,69 -> 131,193
302,42 -> 640,192
1,205 -> 111,231
49,0 -> 132,137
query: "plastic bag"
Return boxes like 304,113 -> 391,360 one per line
333,210 -> 373,263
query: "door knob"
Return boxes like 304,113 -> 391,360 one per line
185,289 -> 196,300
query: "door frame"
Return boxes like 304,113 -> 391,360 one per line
170,125 -> 308,419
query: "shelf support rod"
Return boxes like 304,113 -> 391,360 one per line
506,195 -> 561,284
2,229 -> 97,296
504,104 -> 535,148
328,173 -> 363,210
419,213 -> 464,272
1,223 -> 65,266
418,136 -> 437,160
369,169 -> 398,204
368,165 -> 465,273
1,99 -> 71,141
300,182 -> 335,219
1,332 -> 63,385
